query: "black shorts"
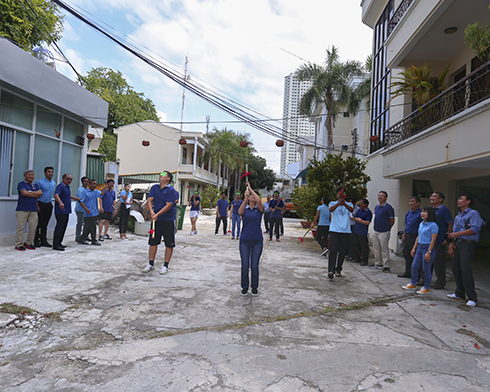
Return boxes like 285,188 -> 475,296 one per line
148,220 -> 176,248
100,211 -> 113,221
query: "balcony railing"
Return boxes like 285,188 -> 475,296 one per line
384,60 -> 490,148
387,0 -> 415,36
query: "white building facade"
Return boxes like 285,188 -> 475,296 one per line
280,73 -> 315,175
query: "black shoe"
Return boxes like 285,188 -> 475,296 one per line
60,245 -> 67,249
34,242 -> 41,248
328,272 -> 334,279
41,242 -> 52,248
432,284 -> 445,290
77,240 -> 89,245
251,288 -> 259,296
23,243 -> 36,250
98,236 -> 104,241
52,246 -> 65,251
91,241 -> 102,246
382,267 -> 390,272
397,274 -> 410,278
241,288 -> 248,296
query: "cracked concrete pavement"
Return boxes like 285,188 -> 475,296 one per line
1,212 -> 489,391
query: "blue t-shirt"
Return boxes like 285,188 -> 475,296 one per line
35,177 -> 56,203
16,181 -> 40,212
317,204 -> 331,226
80,188 -> 102,217
101,189 -> 116,212
120,190 -> 133,205
148,184 -> 176,221
231,199 -> 243,216
239,205 -> 264,241
54,183 -> 72,215
329,201 -> 353,233
405,208 -> 422,235
353,208 -> 373,236
374,203 -> 395,232
418,221 -> 439,245
269,199 -> 285,218
453,208 -> 483,242
75,186 -> 86,213
434,204 -> 453,244
263,201 -> 270,213
190,196 -> 200,211
216,198 -> 229,217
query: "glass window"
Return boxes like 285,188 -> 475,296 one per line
12,131 -> 31,189
61,143 -> 81,196
182,147 -> 187,164
0,90 -> 34,130
63,118 -> 84,144
0,126 -> 14,196
33,135 -> 60,182
36,107 -> 61,138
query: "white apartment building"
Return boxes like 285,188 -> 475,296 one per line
361,0 -> 490,251
280,73 -> 315,175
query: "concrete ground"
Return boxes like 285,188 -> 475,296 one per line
1,212 -> 489,391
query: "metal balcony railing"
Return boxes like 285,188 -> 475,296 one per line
387,0 -> 415,36
384,60 -> 490,147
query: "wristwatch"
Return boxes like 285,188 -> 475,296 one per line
427,250 -> 432,254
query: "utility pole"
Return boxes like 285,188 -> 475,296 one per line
180,56 -> 189,132
206,115 -> 210,133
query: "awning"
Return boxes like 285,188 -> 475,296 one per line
295,168 -> 309,180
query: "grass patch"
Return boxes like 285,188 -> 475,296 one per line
0,303 -> 35,315
1,362 -> 10,366
44,312 -> 62,321
456,328 -> 489,347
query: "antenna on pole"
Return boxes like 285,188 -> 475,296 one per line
180,56 -> 189,132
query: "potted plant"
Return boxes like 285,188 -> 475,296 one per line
201,185 -> 220,215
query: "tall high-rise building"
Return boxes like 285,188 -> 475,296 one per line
280,73 -> 315,175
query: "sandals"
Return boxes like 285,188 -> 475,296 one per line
335,272 -> 342,277
328,272 -> 334,279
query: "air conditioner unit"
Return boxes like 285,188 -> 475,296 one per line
341,144 -> 349,151
76,136 -> 85,146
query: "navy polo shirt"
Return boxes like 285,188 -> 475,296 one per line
269,199 -> 285,218
190,196 -> 201,211
216,198 -> 229,216
101,189 -> 116,212
16,181 -> 40,212
54,183 -> 72,214
231,199 -> 243,216
353,208 -> 373,236
149,184 -> 176,221
239,205 -> 263,241
374,203 -> 395,232
434,204 -> 453,244
405,208 -> 422,235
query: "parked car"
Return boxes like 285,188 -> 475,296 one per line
283,198 -> 298,218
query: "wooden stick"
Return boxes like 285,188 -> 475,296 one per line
152,219 -> 155,239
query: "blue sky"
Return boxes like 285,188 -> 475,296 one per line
53,0 -> 373,173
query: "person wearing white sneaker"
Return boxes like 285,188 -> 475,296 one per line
446,194 -> 483,307
188,192 -> 200,235
146,171 -> 177,276
405,207 -> 439,295
142,264 -> 154,273
311,196 -> 331,257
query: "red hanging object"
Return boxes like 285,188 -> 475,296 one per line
179,138 -> 187,145
142,140 -> 150,147
240,170 -> 251,180
86,133 -> 95,140
239,141 -> 248,148
369,135 -> 379,142
276,139 -> 284,147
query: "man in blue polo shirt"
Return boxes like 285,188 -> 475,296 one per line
98,179 -> 117,241
447,194 -> 483,307
143,171 -> 177,275
215,192 -> 229,236
230,191 -> 243,239
430,191 -> 453,289
53,173 -> 79,251
15,170 -> 42,251
398,196 -> 422,278
352,198 -> 372,266
371,191 -> 395,272
34,166 -> 56,247
77,179 -> 104,246
75,177 -> 89,242
268,191 -> 285,241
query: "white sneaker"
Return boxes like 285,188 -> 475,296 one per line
142,264 -> 154,273
466,300 -> 477,307
321,248 -> 329,257
160,266 -> 168,275
447,293 -> 463,299
193,230 -> 198,235
215,233 -> 219,236
190,231 -> 195,236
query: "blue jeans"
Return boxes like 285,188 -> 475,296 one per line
411,244 -> 435,288
239,239 -> 263,289
231,215 -> 241,238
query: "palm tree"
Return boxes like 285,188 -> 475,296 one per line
296,46 -> 365,151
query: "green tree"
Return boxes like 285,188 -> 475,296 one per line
296,46 -> 365,151
201,185 -> 220,209
78,67 -> 159,162
0,0 -> 63,51
464,22 -> 490,63
244,154 -> 275,193
294,154 -> 370,221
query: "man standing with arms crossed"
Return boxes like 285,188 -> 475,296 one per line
53,173 -> 79,250
370,191 -> 395,272
268,191 -> 285,242
351,198 -> 372,266
15,170 -> 42,251
143,171 -> 177,274
398,196 -> 422,279
430,191 -> 453,289
34,166 -> 56,247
